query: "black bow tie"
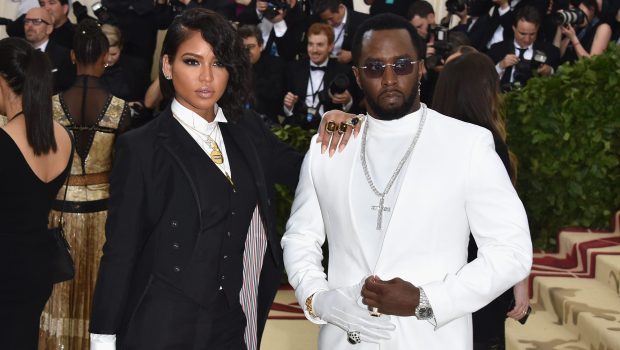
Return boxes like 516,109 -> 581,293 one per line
310,65 -> 327,72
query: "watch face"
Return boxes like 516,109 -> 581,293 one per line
419,307 -> 433,319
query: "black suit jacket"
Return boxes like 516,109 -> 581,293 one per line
89,108 -> 302,344
252,52 -> 286,122
284,58 -> 354,128
338,9 -> 369,52
487,39 -> 560,86
45,40 -> 76,94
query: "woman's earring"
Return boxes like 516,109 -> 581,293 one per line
164,74 -> 172,80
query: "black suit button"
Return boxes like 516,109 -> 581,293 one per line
223,255 -> 228,259
173,266 -> 181,273
231,211 -> 236,215
171,220 -> 178,228
172,242 -> 180,249
221,275 -> 225,280
227,231 -> 231,237
267,199 -> 271,206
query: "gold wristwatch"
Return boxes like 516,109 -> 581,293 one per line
305,293 -> 318,319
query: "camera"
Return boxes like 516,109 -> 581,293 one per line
426,26 -> 452,70
553,8 -> 585,26
512,49 -> 547,86
318,74 -> 350,106
91,1 -> 117,25
263,0 -> 290,20
445,0 -> 468,13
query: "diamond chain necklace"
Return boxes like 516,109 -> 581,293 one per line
361,104 -> 427,230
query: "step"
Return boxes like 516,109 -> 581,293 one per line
530,276 -> 620,350
506,307 -> 589,350
595,254 -> 620,295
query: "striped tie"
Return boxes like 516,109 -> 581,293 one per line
239,205 -> 268,350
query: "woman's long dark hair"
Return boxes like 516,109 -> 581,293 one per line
159,8 -> 251,121
432,52 -> 517,182
0,37 -> 55,155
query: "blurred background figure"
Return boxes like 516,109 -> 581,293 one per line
0,37 -> 73,350
554,0 -> 612,63
23,7 -> 75,94
100,23 -> 152,127
38,19 -> 130,350
433,51 -> 531,350
238,24 -> 286,126
40,0 -> 76,50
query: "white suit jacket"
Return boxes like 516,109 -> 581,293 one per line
282,110 -> 533,350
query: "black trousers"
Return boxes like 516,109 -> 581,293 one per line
120,278 -> 247,350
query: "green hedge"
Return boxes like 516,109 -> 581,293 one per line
505,44 -> 620,249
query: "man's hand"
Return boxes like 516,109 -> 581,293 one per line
313,279 -> 396,343
283,92 -> 298,110
537,63 -> 553,76
560,23 -> 577,41
337,50 -> 352,64
361,276 -> 419,317
256,0 -> 268,11
499,54 -> 519,69
331,90 -> 352,105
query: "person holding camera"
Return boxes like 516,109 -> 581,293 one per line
283,23 -> 353,130
554,0 -> 612,63
488,6 -> 560,90
238,24 -> 286,125
313,0 -> 368,65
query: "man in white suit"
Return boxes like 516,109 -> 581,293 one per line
282,13 -> 533,349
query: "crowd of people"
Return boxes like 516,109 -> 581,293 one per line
0,0 -> 615,349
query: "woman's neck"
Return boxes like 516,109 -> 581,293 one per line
2,95 -> 23,123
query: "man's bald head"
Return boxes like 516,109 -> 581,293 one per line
24,7 -> 54,48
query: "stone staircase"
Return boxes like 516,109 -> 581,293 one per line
506,211 -> 620,350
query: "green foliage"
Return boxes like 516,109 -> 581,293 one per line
505,44 -> 620,249
271,125 -> 316,234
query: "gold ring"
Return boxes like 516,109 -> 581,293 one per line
325,120 -> 336,134
370,307 -> 381,317
337,122 -> 348,135
344,115 -> 362,128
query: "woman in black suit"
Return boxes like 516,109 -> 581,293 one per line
88,8 -> 356,350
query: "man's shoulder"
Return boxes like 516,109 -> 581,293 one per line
426,109 -> 491,142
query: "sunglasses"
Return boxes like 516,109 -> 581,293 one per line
24,18 -> 51,26
357,59 -> 420,79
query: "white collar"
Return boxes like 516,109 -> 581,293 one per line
35,39 -> 50,52
310,59 -> 329,68
367,103 -> 426,135
513,40 -> 533,51
171,99 -> 227,135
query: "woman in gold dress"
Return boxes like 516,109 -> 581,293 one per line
39,19 -> 131,350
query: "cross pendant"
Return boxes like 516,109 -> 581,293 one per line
371,197 -> 391,230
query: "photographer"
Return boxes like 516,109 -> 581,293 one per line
554,0 -> 612,63
283,23 -> 353,130
238,24 -> 286,125
313,0 -> 368,64
488,6 -> 560,90
238,0 -> 309,61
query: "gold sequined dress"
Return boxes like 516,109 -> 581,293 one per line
39,76 -> 130,350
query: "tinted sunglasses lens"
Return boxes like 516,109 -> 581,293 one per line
393,61 -> 414,75
364,63 -> 384,78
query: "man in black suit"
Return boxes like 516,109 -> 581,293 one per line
313,0 -> 368,65
39,0 -> 75,50
24,7 -> 75,94
283,23 -> 354,129
487,6 -> 560,90
239,25 -> 286,125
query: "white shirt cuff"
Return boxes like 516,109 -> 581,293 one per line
283,104 -> 294,117
273,20 -> 288,37
90,333 -> 116,350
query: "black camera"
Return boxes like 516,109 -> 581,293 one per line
512,49 -> 547,86
91,1 -> 117,25
426,26 -> 452,70
553,8 -> 585,26
318,73 -> 350,105
263,0 -> 290,20
446,0 -> 468,13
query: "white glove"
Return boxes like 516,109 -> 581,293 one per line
313,279 -> 396,343
90,333 -> 116,350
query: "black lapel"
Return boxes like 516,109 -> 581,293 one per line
156,109 -> 204,231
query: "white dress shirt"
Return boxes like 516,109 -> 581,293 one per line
486,5 -> 511,49
331,7 -> 348,56
495,40 -> 533,83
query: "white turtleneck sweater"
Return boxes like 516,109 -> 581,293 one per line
351,106 -> 425,268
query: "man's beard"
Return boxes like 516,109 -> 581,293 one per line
366,88 -> 418,121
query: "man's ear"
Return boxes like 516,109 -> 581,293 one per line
63,4 -> 69,17
352,66 -> 362,88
